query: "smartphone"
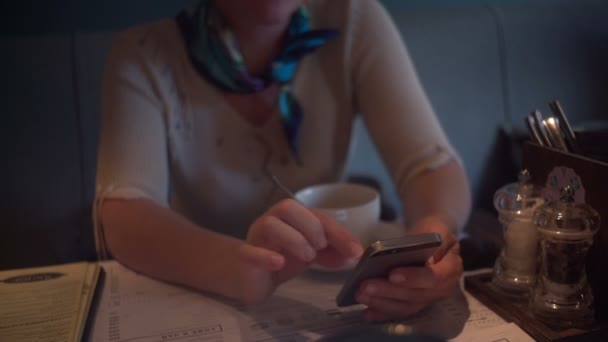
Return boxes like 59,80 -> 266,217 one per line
335,232 -> 442,307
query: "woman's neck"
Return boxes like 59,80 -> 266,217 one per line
229,22 -> 289,76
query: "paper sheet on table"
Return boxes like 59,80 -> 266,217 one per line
87,261 -> 242,342
88,261 -> 508,342
451,322 -> 534,342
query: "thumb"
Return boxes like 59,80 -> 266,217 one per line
409,216 -> 457,264
429,233 -> 459,265
238,243 -> 285,271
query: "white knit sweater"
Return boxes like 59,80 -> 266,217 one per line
95,0 -> 457,256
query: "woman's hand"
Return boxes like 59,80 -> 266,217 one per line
236,199 -> 363,304
355,216 -> 463,321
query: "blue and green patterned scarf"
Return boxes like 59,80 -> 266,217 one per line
176,0 -> 338,162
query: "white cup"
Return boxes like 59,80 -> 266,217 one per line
294,183 -> 381,246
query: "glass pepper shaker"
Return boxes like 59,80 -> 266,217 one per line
492,170 -> 545,298
530,185 -> 600,328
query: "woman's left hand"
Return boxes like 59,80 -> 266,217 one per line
354,216 -> 463,321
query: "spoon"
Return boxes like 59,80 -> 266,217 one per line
271,175 -> 300,203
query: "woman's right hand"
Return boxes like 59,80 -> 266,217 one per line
237,199 -> 363,304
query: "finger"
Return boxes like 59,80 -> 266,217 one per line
269,199 -> 327,250
407,216 -> 457,262
359,279 -> 453,303
238,244 -> 285,271
254,216 -> 317,262
387,266 -> 435,289
389,250 -> 463,289
430,245 -> 463,286
312,210 -> 363,259
356,292 -> 427,318
431,234 -> 459,263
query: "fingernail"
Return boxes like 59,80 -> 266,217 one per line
427,256 -> 436,265
365,284 -> 377,294
316,237 -> 328,250
303,246 -> 316,261
270,255 -> 283,268
349,241 -> 363,257
390,274 -> 406,284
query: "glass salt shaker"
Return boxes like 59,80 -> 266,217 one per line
492,170 -> 545,297
530,185 -> 600,328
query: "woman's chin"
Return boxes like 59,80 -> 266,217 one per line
248,7 -> 300,25
217,0 -> 303,27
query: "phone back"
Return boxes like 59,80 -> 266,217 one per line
336,233 -> 441,307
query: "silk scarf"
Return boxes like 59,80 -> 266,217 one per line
177,0 -> 338,161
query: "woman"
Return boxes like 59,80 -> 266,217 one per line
95,0 -> 471,321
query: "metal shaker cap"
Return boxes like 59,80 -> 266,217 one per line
534,185 -> 600,240
494,170 -> 544,220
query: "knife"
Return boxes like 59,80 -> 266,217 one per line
543,117 -> 569,152
532,110 -> 553,147
525,114 -> 545,146
548,100 -> 579,153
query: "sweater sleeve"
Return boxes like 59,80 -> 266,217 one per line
349,0 -> 461,195
94,28 -> 170,258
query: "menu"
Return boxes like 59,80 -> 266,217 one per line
0,261 -> 100,342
